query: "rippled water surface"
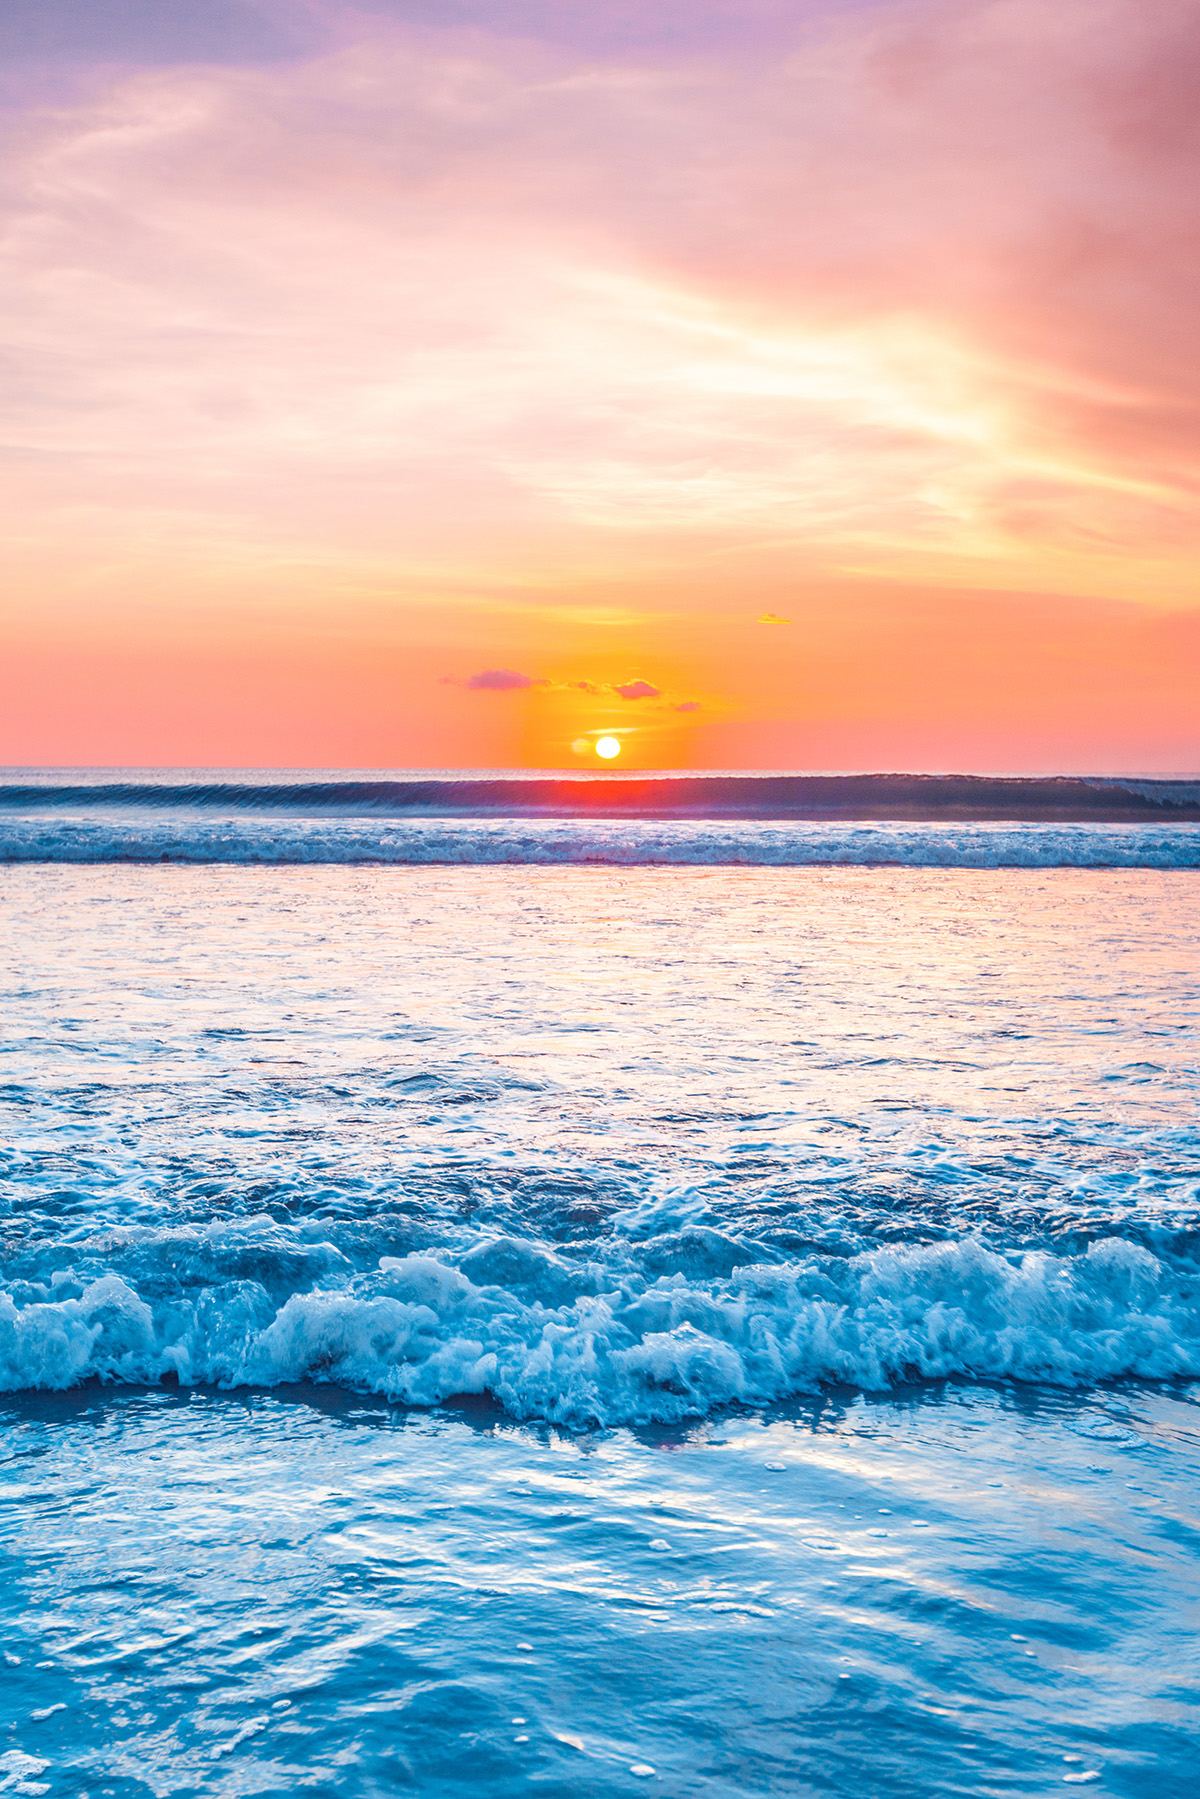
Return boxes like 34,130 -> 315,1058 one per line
2,864 -> 1199,1795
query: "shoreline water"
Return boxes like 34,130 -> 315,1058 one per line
5,1374 -> 1198,1796
3,858 -> 1199,1793
3,861 -> 1198,1420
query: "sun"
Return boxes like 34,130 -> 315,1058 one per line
594,736 -> 622,760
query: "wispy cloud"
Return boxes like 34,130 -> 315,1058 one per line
4,0 -> 1200,611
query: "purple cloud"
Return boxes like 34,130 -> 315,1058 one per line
466,668 -> 537,691
614,679 -> 660,699
675,700 -> 699,712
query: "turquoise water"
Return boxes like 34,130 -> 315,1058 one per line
5,1383 -> 1199,1797
2,861 -> 1199,1794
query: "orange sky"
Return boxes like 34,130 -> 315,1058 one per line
2,0 -> 1198,770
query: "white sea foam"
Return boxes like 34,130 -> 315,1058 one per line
0,1752 -> 51,1797
1,1228 -> 1196,1424
1,813 -> 1200,867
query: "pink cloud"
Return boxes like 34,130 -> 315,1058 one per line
614,679 -> 661,699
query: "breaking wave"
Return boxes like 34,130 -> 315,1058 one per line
3,770 -> 1199,864
2,815 -> 1200,866
3,1220 -> 1198,1424
3,771 -> 1200,818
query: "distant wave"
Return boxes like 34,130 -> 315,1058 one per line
2,771 -> 1200,820
1,816 -> 1199,867
2,1221 -> 1197,1422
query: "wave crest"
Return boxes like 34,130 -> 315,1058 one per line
2,816 -> 1200,867
3,772 -> 1200,819
3,1230 -> 1196,1424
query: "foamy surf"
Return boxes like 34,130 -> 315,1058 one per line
2,814 -> 1200,866
3,1227 -> 1197,1423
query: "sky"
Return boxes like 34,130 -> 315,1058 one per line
2,0 -> 1198,771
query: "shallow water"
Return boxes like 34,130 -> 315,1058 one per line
4,1382 -> 1200,1798
2,864 -> 1199,1793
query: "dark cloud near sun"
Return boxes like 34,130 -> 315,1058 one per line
467,668 -> 539,691
443,668 -> 542,691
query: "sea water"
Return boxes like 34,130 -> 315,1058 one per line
2,800 -> 1199,1794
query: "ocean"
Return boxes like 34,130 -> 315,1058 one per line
2,773 -> 1199,1796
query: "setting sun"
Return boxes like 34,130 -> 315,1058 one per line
594,736 -> 622,760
